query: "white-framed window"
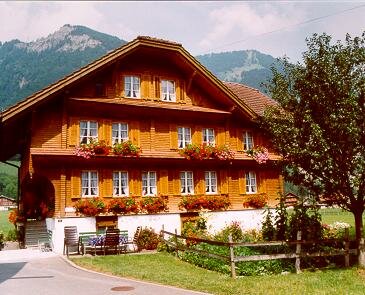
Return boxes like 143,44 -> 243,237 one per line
142,171 -> 157,196
205,171 -> 217,194
161,80 -> 176,102
180,171 -> 194,195
243,131 -> 254,151
80,121 -> 98,144
178,127 -> 191,148
81,171 -> 98,197
202,128 -> 215,146
245,171 -> 257,194
112,123 -> 128,145
124,76 -> 140,98
113,171 -> 129,196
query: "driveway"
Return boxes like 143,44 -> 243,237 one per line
0,250 -> 208,295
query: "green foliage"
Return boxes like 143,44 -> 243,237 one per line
214,221 -> 244,242
275,194 -> 288,240
261,31 -> 365,243
6,228 -> 18,241
261,208 -> 275,241
136,227 -> 160,250
0,173 -> 17,198
0,231 -> 4,249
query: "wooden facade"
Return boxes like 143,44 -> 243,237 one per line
0,36 -> 282,219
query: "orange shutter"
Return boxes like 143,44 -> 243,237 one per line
237,129 -> 244,151
130,121 -> 140,146
217,128 -> 225,146
71,170 -> 81,198
179,81 -> 185,103
131,170 -> 141,196
102,120 -> 112,144
220,170 -> 228,194
195,171 -> 205,195
154,77 -> 160,100
173,170 -> 180,195
69,118 -> 79,147
239,170 -> 246,194
170,124 -> 178,149
175,80 -> 180,102
120,75 -> 125,97
141,74 -> 151,99
159,170 -> 169,195
192,126 -> 202,145
101,169 -> 113,198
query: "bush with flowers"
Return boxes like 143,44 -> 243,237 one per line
243,193 -> 268,209
74,197 -> 106,216
322,221 -> 351,239
139,195 -> 168,214
107,197 -> 139,215
179,195 -> 231,211
113,140 -> 141,157
246,146 -> 269,164
180,144 -> 234,160
8,209 -> 25,225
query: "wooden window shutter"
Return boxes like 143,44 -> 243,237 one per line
102,120 -> 112,144
158,170 -> 169,195
175,80 -> 181,102
131,170 -> 141,196
195,171 -> 205,195
101,170 -> 113,198
173,170 -> 180,195
178,81 -> 185,103
141,74 -> 150,99
217,128 -> 226,146
220,170 -> 228,194
238,170 -> 245,194
68,118 -> 79,147
192,125 -> 202,145
154,77 -> 160,100
130,121 -> 140,145
120,75 -> 125,97
237,129 -> 244,152
71,170 -> 81,198
170,124 -> 178,150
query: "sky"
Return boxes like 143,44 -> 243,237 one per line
0,1 -> 364,61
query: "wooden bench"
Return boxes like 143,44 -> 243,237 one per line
79,230 -> 105,255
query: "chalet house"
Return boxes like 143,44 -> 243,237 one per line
0,36 -> 282,253
0,195 -> 17,211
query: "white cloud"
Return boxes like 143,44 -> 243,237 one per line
198,3 -> 306,53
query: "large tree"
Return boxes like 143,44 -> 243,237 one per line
262,32 -> 365,264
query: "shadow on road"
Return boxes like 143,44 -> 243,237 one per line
0,262 -> 26,284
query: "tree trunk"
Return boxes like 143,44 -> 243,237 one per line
353,209 -> 365,267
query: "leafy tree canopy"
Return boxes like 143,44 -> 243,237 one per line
261,32 -> 365,251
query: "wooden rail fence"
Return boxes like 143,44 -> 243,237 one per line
160,227 -> 357,279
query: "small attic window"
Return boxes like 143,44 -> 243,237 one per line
95,83 -> 106,97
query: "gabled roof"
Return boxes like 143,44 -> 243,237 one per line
224,82 -> 277,116
0,36 -> 267,122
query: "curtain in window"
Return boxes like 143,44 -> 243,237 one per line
142,172 -> 148,196
81,171 -> 89,196
90,172 -> 98,195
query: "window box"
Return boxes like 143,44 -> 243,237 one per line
242,193 -> 268,209
74,197 -> 106,216
139,195 -> 168,214
246,146 -> 269,164
178,195 -> 230,211
107,197 -> 139,215
179,144 -> 234,160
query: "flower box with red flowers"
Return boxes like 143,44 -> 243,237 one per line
74,197 -> 106,216
139,195 -> 168,214
179,195 -> 231,211
107,197 -> 139,215
243,193 -> 268,209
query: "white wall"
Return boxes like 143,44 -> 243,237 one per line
46,210 -> 265,254
205,209 -> 265,235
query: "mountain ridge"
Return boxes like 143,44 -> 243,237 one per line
0,25 -> 280,110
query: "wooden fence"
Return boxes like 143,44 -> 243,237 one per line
160,228 -> 357,279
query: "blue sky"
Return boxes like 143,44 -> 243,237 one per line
1,1 -> 364,61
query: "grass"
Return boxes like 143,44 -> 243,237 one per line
0,210 -> 15,234
71,253 -> 365,295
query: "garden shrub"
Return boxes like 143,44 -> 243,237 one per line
214,221 -> 244,242
136,227 -> 160,250
261,208 -> 275,241
0,231 -> 4,250
6,229 -> 18,241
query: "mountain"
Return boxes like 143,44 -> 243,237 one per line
0,25 -> 280,110
196,50 -> 281,93
0,24 -> 126,109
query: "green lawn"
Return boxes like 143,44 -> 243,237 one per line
71,253 -> 365,295
320,208 -> 361,226
0,210 -> 14,233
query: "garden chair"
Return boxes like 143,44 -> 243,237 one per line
103,228 -> 120,255
123,226 -> 142,252
63,226 -> 80,257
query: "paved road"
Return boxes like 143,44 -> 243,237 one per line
0,250 -> 208,295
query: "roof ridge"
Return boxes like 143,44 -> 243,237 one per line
137,36 -> 182,46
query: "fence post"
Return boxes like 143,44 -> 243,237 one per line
228,234 -> 236,279
295,231 -> 302,274
344,228 -> 350,267
174,228 -> 179,257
